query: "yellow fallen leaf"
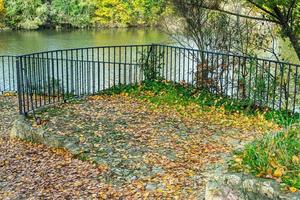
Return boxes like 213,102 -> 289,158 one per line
289,187 -> 298,193
267,168 -> 273,176
292,155 -> 300,164
73,180 -> 83,187
270,160 -> 279,168
273,168 -> 284,178
234,157 -> 243,164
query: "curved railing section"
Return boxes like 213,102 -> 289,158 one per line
1,44 -> 299,115
0,55 -> 17,93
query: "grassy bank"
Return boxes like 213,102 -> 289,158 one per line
231,125 -> 300,192
98,80 -> 299,127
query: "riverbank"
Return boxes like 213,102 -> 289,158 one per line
0,23 -> 162,32
0,0 -> 168,30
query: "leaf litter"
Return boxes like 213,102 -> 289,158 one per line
0,93 -> 280,199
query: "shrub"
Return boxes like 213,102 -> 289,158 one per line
139,45 -> 164,81
50,0 -> 95,28
93,0 -> 166,27
4,0 -> 48,29
231,124 -> 300,191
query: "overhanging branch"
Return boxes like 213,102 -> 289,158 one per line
246,0 -> 279,19
184,1 -> 280,24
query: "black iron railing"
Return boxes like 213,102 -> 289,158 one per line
0,55 -> 17,93
1,44 -> 300,115
161,44 -> 300,114
16,45 -> 152,115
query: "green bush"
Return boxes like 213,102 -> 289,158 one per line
139,46 -> 164,81
4,0 -> 48,29
50,0 -> 95,28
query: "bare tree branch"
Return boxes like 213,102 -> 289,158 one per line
184,0 -> 280,24
287,0 -> 296,22
246,0 -> 279,19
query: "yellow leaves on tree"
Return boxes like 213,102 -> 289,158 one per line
93,0 -> 132,27
0,0 -> 5,21
93,0 -> 166,27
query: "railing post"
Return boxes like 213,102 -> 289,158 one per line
16,56 -> 23,115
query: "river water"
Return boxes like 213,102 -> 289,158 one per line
0,28 -> 170,55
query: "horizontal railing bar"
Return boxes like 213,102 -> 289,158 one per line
17,44 -> 155,57
1,44 -> 299,67
0,55 -> 16,58
157,44 -> 300,67
18,58 -> 140,66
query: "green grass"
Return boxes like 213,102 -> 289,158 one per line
97,80 -> 300,127
231,125 -> 300,190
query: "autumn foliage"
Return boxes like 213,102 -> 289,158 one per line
0,0 -> 5,26
1,0 -> 167,29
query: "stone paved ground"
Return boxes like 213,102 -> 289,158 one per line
0,96 -> 110,199
0,95 -> 18,136
0,94 -> 280,199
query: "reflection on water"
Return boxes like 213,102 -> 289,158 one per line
0,28 -> 170,55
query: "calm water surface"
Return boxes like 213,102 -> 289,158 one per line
0,28 -> 170,55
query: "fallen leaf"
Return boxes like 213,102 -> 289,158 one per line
289,187 -> 298,193
273,168 -> 284,178
292,155 -> 300,164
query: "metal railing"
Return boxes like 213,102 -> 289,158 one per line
160,44 -> 300,114
1,44 -> 299,115
16,45 -> 151,115
0,56 -> 17,93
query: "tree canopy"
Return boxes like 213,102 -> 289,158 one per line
1,0 -> 167,29
181,0 -> 300,60
0,0 -> 5,26
246,0 -> 300,60
4,0 -> 48,29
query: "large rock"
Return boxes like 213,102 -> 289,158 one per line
205,172 -> 300,200
10,116 -> 79,154
10,116 -> 46,144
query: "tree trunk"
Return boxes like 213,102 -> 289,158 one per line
286,29 -> 300,62
282,25 -> 300,62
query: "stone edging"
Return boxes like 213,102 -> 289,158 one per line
205,169 -> 300,200
9,116 -> 82,156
